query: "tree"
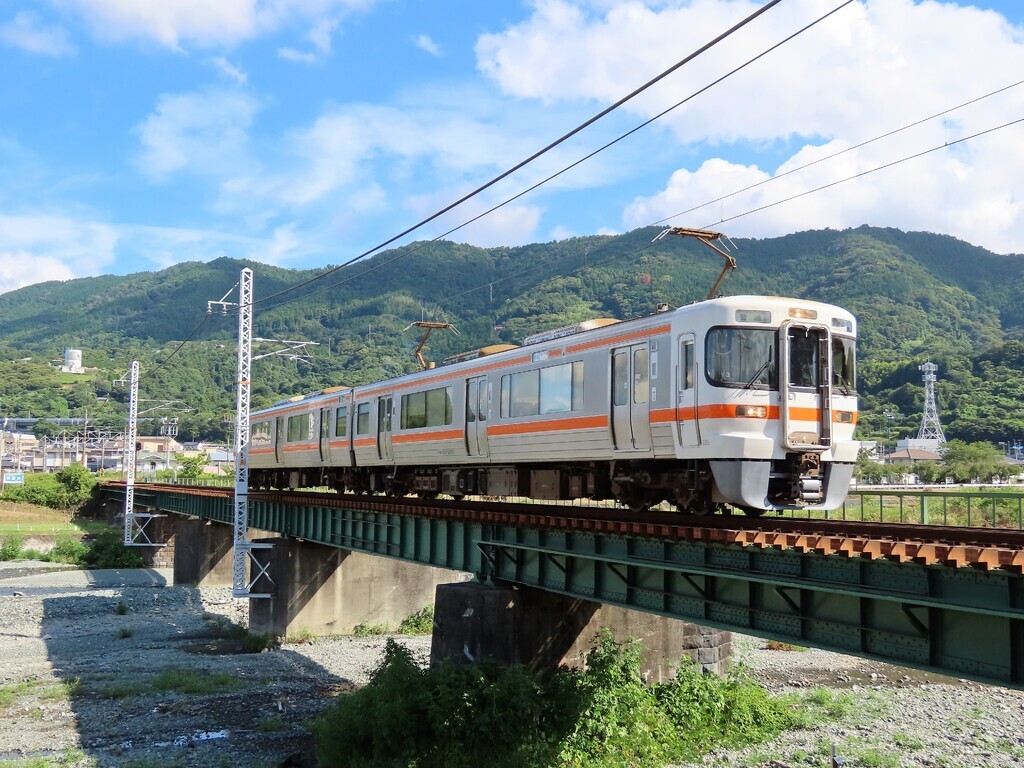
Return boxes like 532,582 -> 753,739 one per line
174,452 -> 207,479
54,463 -> 95,505
940,440 -> 1007,483
854,449 -> 885,484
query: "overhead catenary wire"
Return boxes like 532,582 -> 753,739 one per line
253,0 -> 854,315
437,111 -> 1024,311
653,77 -> 1024,226
243,0 -> 787,312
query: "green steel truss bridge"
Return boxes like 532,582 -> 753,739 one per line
100,483 -> 1024,689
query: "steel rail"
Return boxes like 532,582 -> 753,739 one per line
108,482 -> 1024,572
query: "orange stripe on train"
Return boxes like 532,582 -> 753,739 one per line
488,414 -> 608,436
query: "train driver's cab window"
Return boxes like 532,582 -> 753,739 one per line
832,337 -> 856,394
705,328 -> 777,389
356,403 -> 370,435
335,406 -> 348,437
788,329 -> 820,389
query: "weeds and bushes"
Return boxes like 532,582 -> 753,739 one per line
0,529 -> 144,568
350,605 -> 435,638
200,613 -> 277,654
312,630 -> 823,768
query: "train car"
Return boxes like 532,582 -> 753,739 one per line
249,295 -> 858,515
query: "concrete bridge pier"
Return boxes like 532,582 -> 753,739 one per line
247,537 -> 461,639
431,581 -> 731,680
172,519 -> 237,587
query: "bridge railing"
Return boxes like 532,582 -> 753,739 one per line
782,487 -> 1024,528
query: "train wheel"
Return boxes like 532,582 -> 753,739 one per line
617,486 -> 650,513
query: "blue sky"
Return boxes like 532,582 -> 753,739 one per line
1,0 -> 1022,294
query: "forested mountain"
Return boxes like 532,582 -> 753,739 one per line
1,225 -> 1022,445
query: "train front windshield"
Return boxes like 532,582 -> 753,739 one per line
705,328 -> 777,389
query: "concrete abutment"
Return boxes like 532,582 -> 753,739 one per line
247,537 -> 462,639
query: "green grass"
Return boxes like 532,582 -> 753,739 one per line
153,668 -> 246,695
256,715 -> 289,732
0,677 -> 80,710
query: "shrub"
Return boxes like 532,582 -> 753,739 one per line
397,605 -> 434,635
0,534 -> 23,561
83,529 -> 146,569
48,535 -> 89,566
313,630 -> 813,768
352,621 -> 390,637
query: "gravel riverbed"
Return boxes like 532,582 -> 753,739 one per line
1,562 -> 1021,768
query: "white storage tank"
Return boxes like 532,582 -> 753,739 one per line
64,349 -> 83,369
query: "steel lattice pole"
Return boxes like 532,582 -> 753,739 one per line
122,360 -> 139,545
232,269 -> 253,596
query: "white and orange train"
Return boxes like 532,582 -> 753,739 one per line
249,295 -> 858,515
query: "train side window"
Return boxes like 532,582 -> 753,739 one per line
287,414 -> 310,442
500,376 -> 511,418
251,421 -> 273,447
571,361 -> 584,410
466,383 -> 476,424
612,351 -> 628,406
402,392 -> 427,429
681,341 -> 694,390
633,348 -> 649,404
400,387 -> 452,429
510,369 -> 540,417
540,364 -> 571,414
356,403 -> 370,435
335,406 -> 348,437
426,387 -> 453,427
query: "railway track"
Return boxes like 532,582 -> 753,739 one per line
112,483 -> 1024,573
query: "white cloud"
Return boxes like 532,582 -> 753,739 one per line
278,46 -> 317,63
0,11 -> 74,56
413,33 -> 440,56
478,0 -> 1024,253
135,89 -> 260,181
54,0 -> 379,50
211,56 -> 248,84
0,215 -> 118,294
278,16 -> 339,61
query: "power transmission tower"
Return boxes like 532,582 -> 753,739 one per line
917,362 -> 946,444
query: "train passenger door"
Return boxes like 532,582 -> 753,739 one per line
465,377 -> 489,458
780,323 -> 831,449
377,395 -> 394,461
275,416 -> 285,463
611,344 -> 652,452
676,334 -> 700,448
319,407 -> 332,462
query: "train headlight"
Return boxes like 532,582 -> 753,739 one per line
834,411 -> 855,423
788,307 -> 818,319
735,405 -> 768,418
